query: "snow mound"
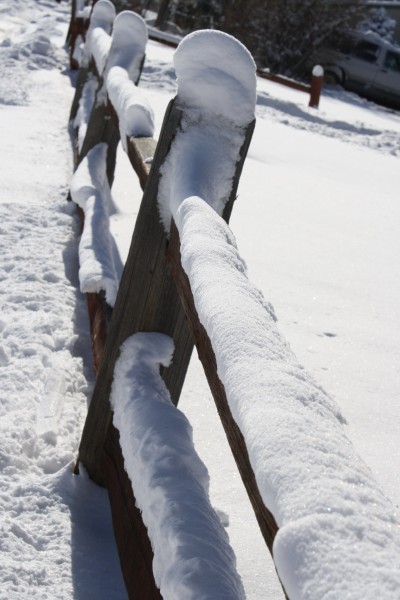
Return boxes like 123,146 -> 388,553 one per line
0,201 -> 89,477
104,12 -> 152,147
106,11 -> 148,82
0,33 -> 62,105
110,332 -> 245,600
74,73 -> 98,152
88,0 -> 115,32
0,0 -> 68,106
82,0 -> 115,68
158,30 -> 256,231
174,30 -> 256,126
90,26 -> 112,76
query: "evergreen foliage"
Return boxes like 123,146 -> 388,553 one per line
215,0 -> 369,76
359,7 -> 396,42
152,0 -> 381,77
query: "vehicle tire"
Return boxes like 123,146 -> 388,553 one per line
324,70 -> 342,85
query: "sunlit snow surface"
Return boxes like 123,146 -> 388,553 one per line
1,1 -> 400,599
0,1 -> 125,597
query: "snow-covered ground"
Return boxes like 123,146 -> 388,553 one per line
1,1 -> 399,598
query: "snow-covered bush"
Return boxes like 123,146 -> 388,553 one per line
358,7 -> 396,42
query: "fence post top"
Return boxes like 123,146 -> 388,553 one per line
90,0 -> 116,28
107,10 -> 148,74
312,64 -> 324,78
112,9 -> 147,35
174,29 -> 257,127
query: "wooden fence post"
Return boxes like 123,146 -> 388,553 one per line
102,423 -> 162,599
309,65 -> 324,108
66,0 -> 85,69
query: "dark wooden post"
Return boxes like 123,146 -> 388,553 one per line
102,423 -> 162,599
66,0 -> 77,47
309,65 -> 324,108
76,93 -> 121,185
69,59 -> 93,123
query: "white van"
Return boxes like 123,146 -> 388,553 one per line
316,31 -> 400,109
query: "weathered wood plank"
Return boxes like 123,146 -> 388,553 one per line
102,424 -> 162,600
126,137 -> 157,191
86,292 -> 111,375
108,98 -> 157,191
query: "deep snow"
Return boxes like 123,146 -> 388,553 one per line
1,1 -> 400,599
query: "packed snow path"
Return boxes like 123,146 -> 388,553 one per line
0,2 -> 126,597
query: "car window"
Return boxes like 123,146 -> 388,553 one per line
384,51 -> 400,73
352,40 -> 380,63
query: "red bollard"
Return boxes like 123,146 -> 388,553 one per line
309,65 -> 324,108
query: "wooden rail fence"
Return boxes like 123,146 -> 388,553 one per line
68,2 -> 284,598
65,3 -> 400,600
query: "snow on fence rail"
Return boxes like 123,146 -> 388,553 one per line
67,4 -> 400,600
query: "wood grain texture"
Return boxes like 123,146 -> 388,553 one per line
102,424 -> 162,600
126,136 -> 157,191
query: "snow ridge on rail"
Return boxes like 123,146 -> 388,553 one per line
175,198 -> 400,599
70,143 -> 119,306
111,333 -> 246,600
82,0 -> 115,69
106,12 -> 154,147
